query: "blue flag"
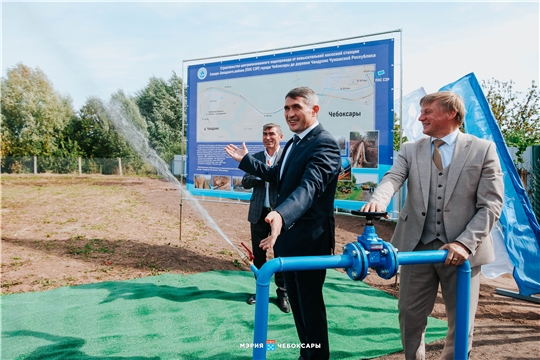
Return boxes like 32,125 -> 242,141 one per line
440,73 -> 540,296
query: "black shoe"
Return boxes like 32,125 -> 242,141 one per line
277,292 -> 290,313
247,294 -> 256,305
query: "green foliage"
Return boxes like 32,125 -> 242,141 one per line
67,96 -> 141,161
481,78 -> 540,165
67,238 -> 115,257
110,89 -> 148,137
1,63 -> 75,157
1,64 -> 186,168
135,72 -> 185,163
393,112 -> 408,151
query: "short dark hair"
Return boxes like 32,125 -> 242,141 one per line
285,87 -> 319,108
262,123 -> 282,135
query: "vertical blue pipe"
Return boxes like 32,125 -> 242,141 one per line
397,251 -> 471,359
252,256 -> 352,359
455,261 -> 471,360
252,258 -> 281,359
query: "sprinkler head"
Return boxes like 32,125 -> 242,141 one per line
240,242 -> 255,261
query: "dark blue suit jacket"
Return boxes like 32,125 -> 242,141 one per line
239,124 -> 340,257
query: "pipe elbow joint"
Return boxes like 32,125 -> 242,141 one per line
255,258 -> 283,286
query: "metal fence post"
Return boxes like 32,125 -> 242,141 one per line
78,157 -> 82,176
118,157 -> 123,176
33,156 -> 37,175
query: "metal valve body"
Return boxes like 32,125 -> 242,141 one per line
344,212 -> 398,281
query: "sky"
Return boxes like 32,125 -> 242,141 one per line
2,1 -> 539,111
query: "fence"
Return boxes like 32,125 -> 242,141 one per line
0,156 -> 158,177
2,151 -> 539,221
531,165 -> 540,221
508,146 -> 540,222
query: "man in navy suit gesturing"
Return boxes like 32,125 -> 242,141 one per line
225,87 -> 341,360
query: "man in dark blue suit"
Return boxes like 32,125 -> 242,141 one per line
242,123 -> 289,313
225,87 -> 341,360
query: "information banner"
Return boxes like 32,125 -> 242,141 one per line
186,39 -> 394,210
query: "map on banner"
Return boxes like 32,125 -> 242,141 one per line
197,64 -> 376,142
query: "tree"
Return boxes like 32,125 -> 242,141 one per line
135,72 -> 185,163
393,111 -> 409,151
482,78 -> 540,165
67,96 -> 139,160
1,63 -> 74,157
110,89 -> 148,137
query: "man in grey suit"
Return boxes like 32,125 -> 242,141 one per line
361,91 -> 504,359
242,123 -> 289,313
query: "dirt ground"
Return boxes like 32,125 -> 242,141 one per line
1,175 -> 539,359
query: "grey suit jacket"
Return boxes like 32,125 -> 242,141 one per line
242,149 -> 282,224
371,132 -> 504,267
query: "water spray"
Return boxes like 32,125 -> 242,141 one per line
106,99 -> 251,265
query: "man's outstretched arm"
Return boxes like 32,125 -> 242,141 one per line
224,142 -> 249,162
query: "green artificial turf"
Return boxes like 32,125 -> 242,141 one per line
1,270 -> 447,359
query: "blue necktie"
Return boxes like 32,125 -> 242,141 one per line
291,134 -> 300,148
280,135 -> 300,179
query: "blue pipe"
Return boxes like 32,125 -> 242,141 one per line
397,251 -> 447,265
251,251 -> 470,360
396,251 -> 471,360
252,256 -> 352,359
455,260 -> 471,360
